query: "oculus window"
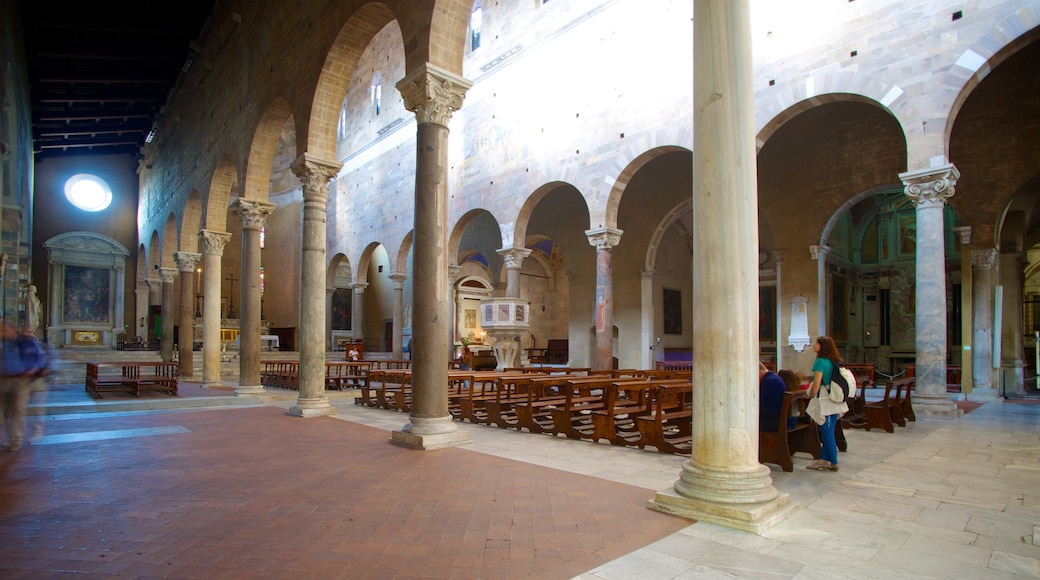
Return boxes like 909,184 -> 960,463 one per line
64,174 -> 112,212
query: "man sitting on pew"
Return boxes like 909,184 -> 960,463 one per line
759,362 -> 787,432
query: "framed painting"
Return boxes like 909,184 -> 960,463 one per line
663,288 -> 682,335
464,308 -> 477,329
62,265 -> 111,324
759,287 -> 776,341
331,288 -> 352,330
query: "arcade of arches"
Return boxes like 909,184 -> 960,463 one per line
13,1 -> 1040,532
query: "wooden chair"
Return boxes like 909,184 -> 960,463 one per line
759,391 -> 820,472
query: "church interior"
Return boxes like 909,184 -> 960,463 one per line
2,0 -> 1040,577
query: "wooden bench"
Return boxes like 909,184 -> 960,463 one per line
588,380 -> 655,445
85,362 -> 179,399
759,391 -> 820,472
634,381 -> 693,453
843,363 -> 876,387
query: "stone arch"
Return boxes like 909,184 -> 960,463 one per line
511,181 -> 589,249
147,231 -> 161,272
204,155 -> 238,232
160,214 -> 178,268
243,98 -> 295,202
756,92 -> 906,153
326,253 -> 353,288
136,245 -> 148,284
942,20 -> 1040,160
449,208 -> 503,263
818,184 -> 904,247
393,231 -> 414,274
645,198 -> 692,272
398,0 -> 472,73
180,191 -> 204,253
355,241 -> 384,285
605,146 -> 690,231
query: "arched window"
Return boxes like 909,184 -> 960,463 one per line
470,2 -> 482,52
64,174 -> 112,212
370,71 -> 383,116
337,99 -> 348,141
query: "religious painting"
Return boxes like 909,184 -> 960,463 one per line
898,213 -> 916,256
483,304 -> 494,325
831,277 -> 847,341
663,288 -> 682,335
759,287 -> 776,341
63,265 -> 110,323
464,308 -> 477,329
498,303 -> 511,322
515,304 -> 525,323
331,288 -> 352,330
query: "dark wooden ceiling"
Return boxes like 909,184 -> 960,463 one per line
20,1 -> 215,160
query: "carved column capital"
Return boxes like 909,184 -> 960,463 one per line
971,248 -> 997,270
497,247 -> 532,270
173,252 -> 202,272
290,154 -> 342,201
199,230 -> 232,256
350,282 -> 369,295
388,273 -> 408,289
772,250 -> 787,266
396,63 -> 473,128
639,268 -> 656,280
952,225 -> 972,246
585,227 -> 623,250
808,244 -> 830,261
158,267 -> 178,284
900,164 -> 959,209
146,277 -> 161,292
230,198 -> 277,231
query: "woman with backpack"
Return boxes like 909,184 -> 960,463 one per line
806,336 -> 849,472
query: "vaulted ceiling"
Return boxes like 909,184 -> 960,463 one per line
20,2 -> 215,160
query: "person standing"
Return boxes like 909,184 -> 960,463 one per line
0,321 -> 47,451
806,336 -> 848,472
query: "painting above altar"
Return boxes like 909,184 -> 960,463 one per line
63,265 -> 111,323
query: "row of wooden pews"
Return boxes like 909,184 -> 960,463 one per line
840,363 -> 916,434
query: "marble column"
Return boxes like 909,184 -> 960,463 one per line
173,252 -> 201,378
158,267 -> 178,362
112,264 -> 126,343
773,251 -> 787,369
586,228 -> 622,371
389,273 -> 408,359
640,268 -> 656,370
971,248 -> 997,400
497,248 -> 531,299
199,230 -> 231,388
288,155 -> 342,418
350,282 -> 368,340
648,0 -> 791,534
449,264 -> 462,347
809,245 -> 829,337
134,281 -> 148,339
231,198 -> 276,395
900,164 -> 960,415
392,63 -> 473,450
1000,252 -> 1026,396
46,258 -> 62,345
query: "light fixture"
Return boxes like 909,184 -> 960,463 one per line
145,128 -> 157,143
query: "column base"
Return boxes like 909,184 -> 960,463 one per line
201,380 -> 226,389
235,384 -> 264,396
391,415 -> 472,450
913,394 -> 964,416
647,487 -> 795,535
966,387 -> 1002,403
286,396 -> 335,418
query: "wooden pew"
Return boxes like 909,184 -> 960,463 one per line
85,362 -> 179,399
759,391 -> 820,472
891,377 -> 916,422
843,363 -> 876,387
588,379 -> 654,444
861,382 -> 897,433
634,381 -> 692,453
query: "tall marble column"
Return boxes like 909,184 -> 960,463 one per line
231,198 -> 276,396
1001,252 -> 1026,396
809,244 -> 829,337
772,251 -> 787,369
158,268 -> 178,362
497,248 -> 531,298
350,282 -> 368,340
288,155 -> 342,417
900,164 -> 960,415
46,258 -> 63,345
199,230 -> 231,388
111,264 -> 126,342
393,63 -> 473,450
640,268 -> 656,369
649,0 -> 790,534
586,228 -> 622,371
971,248 -> 997,399
173,252 -> 201,378
389,273 -> 408,359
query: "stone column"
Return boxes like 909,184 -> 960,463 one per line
640,268 -> 656,369
325,287 -> 335,350
393,63 -> 473,450
389,273 -> 408,359
350,282 -> 368,339
199,230 -> 231,388
649,0 -> 790,534
134,281 -> 148,339
158,267 -> 178,362
288,155 -> 342,418
449,264 -> 463,347
773,251 -> 787,369
900,164 -> 960,415
231,198 -> 276,396
173,252 -> 201,378
497,248 -> 531,298
1001,252 -> 1026,396
47,258 -> 62,345
809,245 -> 829,337
586,228 -> 622,370
971,248 -> 997,399
112,264 -> 126,342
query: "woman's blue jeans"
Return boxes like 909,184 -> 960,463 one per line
819,414 -> 839,465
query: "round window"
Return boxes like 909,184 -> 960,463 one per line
64,174 -> 113,212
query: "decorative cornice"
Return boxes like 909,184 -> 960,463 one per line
173,252 -> 202,272
396,63 -> 473,128
230,198 -> 276,231
900,164 -> 959,209
585,227 -> 623,250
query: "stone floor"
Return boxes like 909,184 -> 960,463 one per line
3,381 -> 1040,578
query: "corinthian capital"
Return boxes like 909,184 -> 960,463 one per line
158,267 -> 178,284
230,198 -> 276,231
970,248 -> 997,270
396,63 -> 473,128
585,227 -> 623,250
290,153 -> 342,200
388,273 -> 408,289
199,230 -> 232,256
900,164 -> 959,209
173,251 -> 202,272
497,247 -> 532,270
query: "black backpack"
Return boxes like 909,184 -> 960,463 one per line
830,364 -> 853,403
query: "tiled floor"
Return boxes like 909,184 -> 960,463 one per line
5,382 -> 1040,579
